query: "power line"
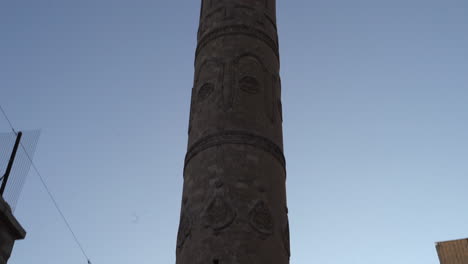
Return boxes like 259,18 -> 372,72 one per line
0,105 -> 17,134
0,104 -> 92,264
20,143 -> 91,262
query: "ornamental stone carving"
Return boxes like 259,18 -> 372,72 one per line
204,193 -> 236,232
249,200 -> 273,236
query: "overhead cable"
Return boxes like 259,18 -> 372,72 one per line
0,104 -> 92,264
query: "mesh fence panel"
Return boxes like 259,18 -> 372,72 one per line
0,130 -> 40,212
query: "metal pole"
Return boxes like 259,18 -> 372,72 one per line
0,131 -> 22,196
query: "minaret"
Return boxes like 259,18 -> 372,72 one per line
176,1 -> 289,263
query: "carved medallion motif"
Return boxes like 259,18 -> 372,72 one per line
239,76 -> 260,94
195,60 -> 222,102
198,83 -> 215,101
204,194 -> 236,231
176,210 -> 192,249
249,200 -> 273,235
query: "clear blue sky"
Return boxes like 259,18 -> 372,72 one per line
1,1 -> 468,263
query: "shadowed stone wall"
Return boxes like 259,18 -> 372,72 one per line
176,1 -> 289,263
0,197 -> 26,264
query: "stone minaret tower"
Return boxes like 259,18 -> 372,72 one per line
176,1 -> 289,263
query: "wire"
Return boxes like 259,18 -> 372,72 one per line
0,105 -> 17,134
0,104 -> 92,264
20,143 -> 91,262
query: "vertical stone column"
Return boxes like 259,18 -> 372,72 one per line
176,0 -> 289,263
0,197 -> 26,264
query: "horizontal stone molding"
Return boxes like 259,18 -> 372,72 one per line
184,131 -> 285,173
195,24 -> 279,63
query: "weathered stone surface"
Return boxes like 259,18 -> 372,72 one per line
177,1 -> 289,263
0,196 -> 26,264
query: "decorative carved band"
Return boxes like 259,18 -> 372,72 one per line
195,25 -> 279,62
264,12 -> 277,31
184,131 -> 285,172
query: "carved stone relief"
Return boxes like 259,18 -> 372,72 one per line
190,52 -> 280,127
249,200 -> 273,236
239,76 -> 260,94
189,59 -> 223,134
190,59 -> 224,125
198,7 -> 225,37
197,0 -> 279,55
234,54 -> 268,120
237,59 -> 263,95
264,12 -> 276,27
199,5 -> 274,32
233,5 -> 264,27
198,83 -> 215,101
204,193 -> 236,232
195,60 -> 224,103
184,131 -> 286,173
196,24 -> 279,62
179,1 -> 286,262
200,4 -> 275,31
